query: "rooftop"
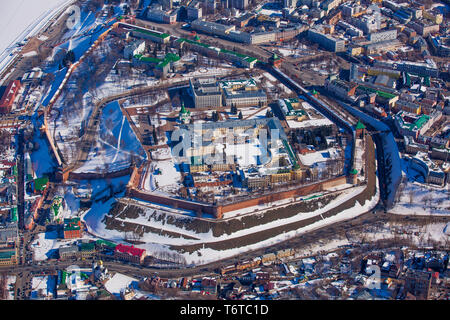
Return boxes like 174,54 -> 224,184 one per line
115,244 -> 145,257
133,28 -> 170,39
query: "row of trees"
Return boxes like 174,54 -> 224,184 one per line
291,126 -> 334,151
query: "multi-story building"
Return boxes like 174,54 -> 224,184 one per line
308,28 -> 345,52
227,30 -> 252,43
325,78 -> 358,101
403,136 -> 429,155
159,0 -> 173,10
422,10 -> 443,25
245,175 -> 270,189
0,80 -> 21,114
221,79 -> 267,107
277,98 -> 308,121
228,0 -> 248,10
0,223 -> 18,245
114,244 -> 146,264
321,0 -> 341,14
234,13 -> 254,28
428,35 -> 450,57
368,29 -> 397,43
191,19 -> 235,37
176,38 -> 257,68
223,89 -> 267,107
337,21 -> 364,37
131,28 -> 170,44
409,152 -> 446,186
63,218 -> 82,239
395,111 -> 426,139
187,3 -> 202,21
0,223 -> 18,266
0,247 -> 18,266
404,270 -> 432,299
79,242 -> 96,258
394,99 -> 421,115
374,60 -> 439,78
283,0 -> 297,9
146,6 -> 177,24
408,21 -> 440,37
189,78 -> 223,108
250,32 -> 276,44
351,15 -> 379,34
59,245 -> 79,260
123,40 -> 146,59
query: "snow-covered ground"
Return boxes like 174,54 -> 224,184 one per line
286,117 -> 333,128
0,0 -> 72,54
143,159 -> 182,193
0,0 -> 74,80
298,147 -> 341,166
362,222 -> 450,245
339,102 -> 402,207
84,181 -> 378,265
31,228 -> 99,261
104,272 -> 161,300
6,276 -> 16,300
31,276 -> 56,299
391,181 -> 450,216
74,101 -> 146,173
31,230 -> 63,261
104,273 -> 138,297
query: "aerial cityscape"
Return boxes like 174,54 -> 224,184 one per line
0,0 -> 449,303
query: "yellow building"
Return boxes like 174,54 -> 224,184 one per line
423,11 -> 443,24
348,45 -> 363,56
270,172 -> 292,184
0,248 -> 18,266
190,164 -> 208,173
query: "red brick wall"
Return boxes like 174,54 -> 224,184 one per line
127,175 -> 347,219
64,229 -> 81,239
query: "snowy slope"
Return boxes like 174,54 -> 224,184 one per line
74,101 -> 146,173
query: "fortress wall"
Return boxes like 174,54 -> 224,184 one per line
127,175 -> 348,220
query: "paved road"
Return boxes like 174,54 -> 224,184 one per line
2,207 -> 449,299
134,19 -> 272,61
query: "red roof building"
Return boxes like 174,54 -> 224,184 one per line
63,218 -> 82,239
0,80 -> 21,114
114,244 -> 146,264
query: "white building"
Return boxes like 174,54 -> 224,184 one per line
123,40 -> 146,59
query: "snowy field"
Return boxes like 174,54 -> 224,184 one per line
0,0 -> 72,54
143,160 -> 182,193
31,230 -> 63,261
391,181 -> 450,216
84,183 -> 378,265
298,147 -> 341,167
31,276 -> 56,299
0,0 -> 74,80
104,273 -> 138,297
31,229 -> 99,261
6,276 -> 16,300
104,272 -> 161,300
362,222 -> 450,246
74,101 -> 146,173
287,118 -> 334,129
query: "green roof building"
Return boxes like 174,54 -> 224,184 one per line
0,250 -> 17,261
95,239 -> 117,250
356,120 -> 366,138
132,28 -> 170,43
356,120 -> 366,130
33,177 -> 49,193
179,101 -> 191,124
10,207 -> 17,222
